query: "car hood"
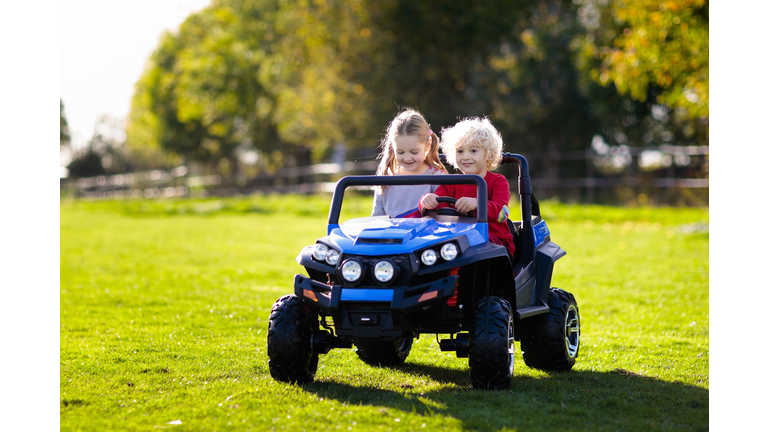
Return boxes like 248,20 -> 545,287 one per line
327,217 -> 487,255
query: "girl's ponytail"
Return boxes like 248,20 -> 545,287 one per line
424,130 -> 447,173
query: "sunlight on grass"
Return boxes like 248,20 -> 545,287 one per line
61,196 -> 708,431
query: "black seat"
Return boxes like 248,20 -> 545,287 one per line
507,219 -> 522,266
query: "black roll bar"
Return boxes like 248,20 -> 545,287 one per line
498,153 -> 538,264
499,153 -> 540,224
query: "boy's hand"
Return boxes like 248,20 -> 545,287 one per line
455,197 -> 478,214
421,193 -> 439,209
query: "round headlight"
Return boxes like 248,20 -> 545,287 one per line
341,260 -> 362,282
440,243 -> 458,261
325,249 -> 340,265
421,249 -> 437,266
312,243 -> 328,261
374,260 -> 395,283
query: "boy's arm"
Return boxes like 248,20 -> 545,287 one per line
486,174 -> 511,223
419,184 -> 451,212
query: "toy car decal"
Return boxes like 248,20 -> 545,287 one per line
497,205 -> 510,223
533,221 -> 550,247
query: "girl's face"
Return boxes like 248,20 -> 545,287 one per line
394,135 -> 429,174
454,141 -> 488,177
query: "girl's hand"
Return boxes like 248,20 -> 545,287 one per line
455,197 -> 478,214
421,193 -> 439,209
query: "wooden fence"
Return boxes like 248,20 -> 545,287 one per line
62,145 -> 708,204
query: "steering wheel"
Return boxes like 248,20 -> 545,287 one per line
421,196 -> 475,218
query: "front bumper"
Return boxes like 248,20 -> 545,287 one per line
294,274 -> 458,338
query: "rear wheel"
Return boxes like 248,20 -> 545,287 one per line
267,295 -> 319,383
468,296 -> 514,390
520,288 -> 580,371
354,336 -> 413,366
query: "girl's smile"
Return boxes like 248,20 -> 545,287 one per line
395,135 -> 430,175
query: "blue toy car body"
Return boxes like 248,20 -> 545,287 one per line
268,153 -> 581,389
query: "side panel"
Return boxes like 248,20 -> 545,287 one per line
535,240 -> 566,305
513,262 -> 537,310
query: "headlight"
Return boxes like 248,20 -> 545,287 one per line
325,249 -> 340,265
312,243 -> 328,261
421,249 -> 437,266
373,260 -> 395,283
440,243 -> 459,261
341,259 -> 363,282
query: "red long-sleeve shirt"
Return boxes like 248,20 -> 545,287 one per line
420,172 -> 515,257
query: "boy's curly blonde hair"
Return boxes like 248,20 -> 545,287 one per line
440,117 -> 504,172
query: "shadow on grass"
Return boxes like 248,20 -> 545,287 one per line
301,364 -> 708,431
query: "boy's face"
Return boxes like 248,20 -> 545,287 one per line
394,135 -> 428,174
454,141 -> 488,177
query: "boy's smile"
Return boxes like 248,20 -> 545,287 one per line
455,142 -> 488,177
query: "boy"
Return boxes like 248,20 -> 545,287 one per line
419,117 -> 514,257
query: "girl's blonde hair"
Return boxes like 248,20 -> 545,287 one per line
440,117 -> 504,172
375,108 -> 446,183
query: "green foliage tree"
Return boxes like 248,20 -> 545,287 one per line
126,0 -> 539,171
125,0 -> 707,203
569,0 -> 708,196
128,0 -> 280,173
575,0 -> 708,122
68,115 -> 147,178
470,0 -> 601,155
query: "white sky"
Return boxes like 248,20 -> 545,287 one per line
61,0 -> 212,150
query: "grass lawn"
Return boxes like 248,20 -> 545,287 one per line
60,195 -> 709,431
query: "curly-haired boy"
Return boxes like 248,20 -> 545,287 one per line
419,117 -> 514,257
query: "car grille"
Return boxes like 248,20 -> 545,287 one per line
338,253 -> 414,287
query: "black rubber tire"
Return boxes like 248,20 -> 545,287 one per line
468,296 -> 514,390
354,336 -> 413,366
267,294 -> 319,383
520,288 -> 580,371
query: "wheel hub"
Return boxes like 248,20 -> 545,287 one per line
565,304 -> 580,358
508,318 -> 515,375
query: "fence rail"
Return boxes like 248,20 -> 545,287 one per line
62,146 -> 708,203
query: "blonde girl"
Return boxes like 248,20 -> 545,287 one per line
372,108 -> 447,217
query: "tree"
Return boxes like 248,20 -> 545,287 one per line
575,0 -> 708,122
124,0 -> 706,204
126,0 -> 539,170
68,115 -> 139,178
127,0 -> 283,174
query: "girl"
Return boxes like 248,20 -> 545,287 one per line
372,108 -> 447,218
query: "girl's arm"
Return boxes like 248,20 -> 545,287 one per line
372,189 -> 387,216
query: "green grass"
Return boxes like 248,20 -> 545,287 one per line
61,195 -> 709,431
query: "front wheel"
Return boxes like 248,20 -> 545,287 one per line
520,288 -> 580,371
468,296 -> 514,390
354,335 -> 414,366
267,294 -> 319,383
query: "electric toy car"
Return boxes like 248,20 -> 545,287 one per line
267,153 -> 580,389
